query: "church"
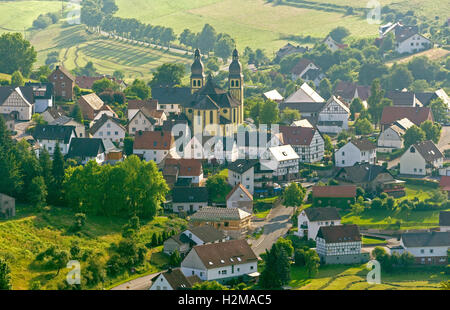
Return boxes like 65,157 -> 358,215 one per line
152,49 -> 245,136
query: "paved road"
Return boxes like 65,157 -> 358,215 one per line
251,204 -> 294,255
110,272 -> 161,290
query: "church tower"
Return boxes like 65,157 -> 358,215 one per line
228,49 -> 244,123
190,49 -> 205,94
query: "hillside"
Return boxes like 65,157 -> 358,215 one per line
28,23 -> 193,82
0,0 -> 64,35
0,204 -> 187,290
115,0 -> 380,53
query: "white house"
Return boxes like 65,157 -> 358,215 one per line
377,118 -> 414,152
380,22 -> 432,55
163,226 -> 227,256
67,138 -> 106,165
335,139 -> 377,168
32,125 -> 77,156
262,145 -> 299,182
149,268 -> 201,290
214,136 -> 239,164
133,130 -> 177,164
235,130 -> 283,160
390,231 -> 450,265
127,107 -> 156,135
291,119 -> 313,128
316,224 -> 369,265
226,183 -> 253,213
284,83 -> 325,104
163,158 -> 204,186
290,58 -> 320,82
280,125 -> 324,163
317,96 -> 350,134
323,35 -> 348,52
263,89 -> 284,103
0,86 -> 33,121
180,239 -> 259,283
439,211 -> 450,232
399,140 -> 443,176
90,114 -> 126,143
228,159 -> 259,195
171,186 -> 208,213
297,207 -> 341,240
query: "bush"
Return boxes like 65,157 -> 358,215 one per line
399,178 -> 439,188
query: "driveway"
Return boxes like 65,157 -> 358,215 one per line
110,272 -> 161,290
251,204 -> 294,256
438,125 -> 450,153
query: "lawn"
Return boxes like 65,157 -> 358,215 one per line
361,236 -> 387,245
0,204 -> 187,290
0,1 -> 63,34
290,264 -> 447,290
115,0 -> 380,53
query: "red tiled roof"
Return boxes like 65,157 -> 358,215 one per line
164,158 -> 202,177
439,176 -> 450,192
381,106 -> 433,126
133,131 -> 174,150
280,125 -> 316,146
312,185 -> 356,198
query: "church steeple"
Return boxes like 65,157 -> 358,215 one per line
191,49 -> 205,93
228,49 -> 243,104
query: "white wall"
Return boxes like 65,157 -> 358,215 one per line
228,167 -> 254,195
297,211 -> 341,240
134,147 -> 174,164
400,147 -> 426,175
378,128 -> 403,150
92,119 -> 125,142
172,202 -> 206,213
149,274 -> 173,290
397,34 -> 431,54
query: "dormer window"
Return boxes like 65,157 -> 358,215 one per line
410,147 -> 415,153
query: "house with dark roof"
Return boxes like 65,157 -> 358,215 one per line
89,113 -> 126,143
380,106 -> 433,130
171,187 -> 208,214
33,125 -> 77,156
391,231 -> 450,265
335,139 -> 377,168
280,125 -> 324,163
297,207 -> 341,240
439,211 -> 450,232
316,224 -> 369,264
49,116 -> 86,138
0,86 -> 34,121
227,159 -> 259,195
163,225 -> 227,256
25,82 -> 54,113
163,158 -> 203,187
415,92 -> 438,107
127,106 -> 157,135
399,140 -> 443,176
226,184 -> 253,213
290,58 -> 325,86
312,185 -> 357,208
149,268 -> 201,290
335,163 -> 404,196
180,239 -> 259,283
133,130 -> 176,164
41,106 -> 67,123
275,43 -> 307,60
67,138 -> 106,165
334,81 -> 370,107
151,87 -> 190,115
378,22 -> 432,55
377,117 -> 415,152
189,207 -> 252,240
386,91 -> 422,107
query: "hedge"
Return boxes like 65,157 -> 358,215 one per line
398,178 -> 440,189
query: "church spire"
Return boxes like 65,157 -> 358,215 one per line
191,49 -> 205,93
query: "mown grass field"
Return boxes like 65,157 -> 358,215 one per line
0,204 -> 187,290
115,0 -> 381,53
29,23 -> 192,82
0,0 -> 62,35
290,264 -> 447,290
